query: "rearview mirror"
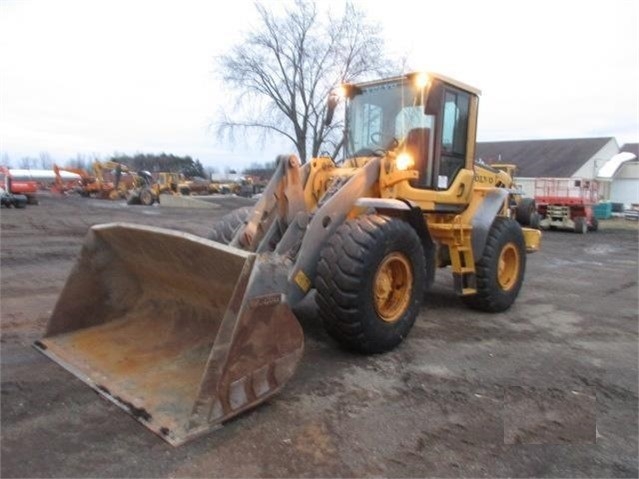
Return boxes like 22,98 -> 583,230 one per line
324,91 -> 340,126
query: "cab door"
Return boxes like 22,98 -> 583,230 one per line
436,87 -> 471,190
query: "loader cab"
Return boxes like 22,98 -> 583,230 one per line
340,72 -> 480,192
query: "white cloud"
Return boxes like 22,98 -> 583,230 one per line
362,0 -> 639,144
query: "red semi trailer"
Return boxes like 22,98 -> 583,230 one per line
0,166 -> 39,204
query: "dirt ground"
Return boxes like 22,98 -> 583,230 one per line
1,194 -> 638,478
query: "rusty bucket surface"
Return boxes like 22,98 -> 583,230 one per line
34,223 -> 304,445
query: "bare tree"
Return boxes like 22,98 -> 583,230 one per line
216,0 -> 395,163
19,156 -> 37,169
39,151 -> 53,169
1,153 -> 11,168
66,154 -> 90,171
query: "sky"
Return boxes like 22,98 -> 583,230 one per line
1,0 -> 638,171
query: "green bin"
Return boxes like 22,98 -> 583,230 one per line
593,202 -> 612,219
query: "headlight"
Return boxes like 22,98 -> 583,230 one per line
396,152 -> 415,171
414,72 -> 430,89
334,85 -> 348,99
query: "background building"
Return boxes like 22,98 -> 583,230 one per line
476,137 -> 638,207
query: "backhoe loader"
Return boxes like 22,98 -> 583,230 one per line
93,160 -> 139,199
35,72 -> 541,445
126,172 -> 189,205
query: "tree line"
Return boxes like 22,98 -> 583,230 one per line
2,151 -> 280,181
109,153 -> 206,178
4,152 -> 208,179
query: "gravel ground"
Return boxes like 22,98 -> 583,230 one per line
1,193 -> 637,478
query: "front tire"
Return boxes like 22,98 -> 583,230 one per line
208,206 -> 252,244
139,188 -> 155,206
126,192 -> 141,205
316,215 -> 426,354
463,217 -> 526,313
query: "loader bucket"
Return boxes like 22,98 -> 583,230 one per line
34,223 -> 304,445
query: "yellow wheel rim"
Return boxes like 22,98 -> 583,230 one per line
373,252 -> 413,323
497,242 -> 520,291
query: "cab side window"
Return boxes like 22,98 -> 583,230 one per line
351,103 -> 382,153
439,89 -> 470,188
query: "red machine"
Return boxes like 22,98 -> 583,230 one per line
0,166 -> 39,204
534,178 -> 598,233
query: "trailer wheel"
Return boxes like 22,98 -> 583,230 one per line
574,216 -> 587,234
316,215 -> 426,354
208,206 -> 253,244
463,217 -> 526,313
13,195 -> 27,209
588,217 -> 599,232
515,198 -> 536,226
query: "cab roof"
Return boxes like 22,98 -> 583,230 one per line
352,72 -> 481,96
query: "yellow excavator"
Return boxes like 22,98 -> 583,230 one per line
35,72 -> 541,445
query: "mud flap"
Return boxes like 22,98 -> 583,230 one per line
34,223 -> 304,446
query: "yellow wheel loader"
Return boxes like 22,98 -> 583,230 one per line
35,72 -> 541,445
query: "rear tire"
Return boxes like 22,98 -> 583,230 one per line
316,215 -> 426,354
208,206 -> 253,244
463,217 -> 526,313
529,212 -> 541,230
515,198 -> 536,226
588,217 -> 598,232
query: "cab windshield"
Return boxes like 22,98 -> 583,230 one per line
344,79 -> 434,158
